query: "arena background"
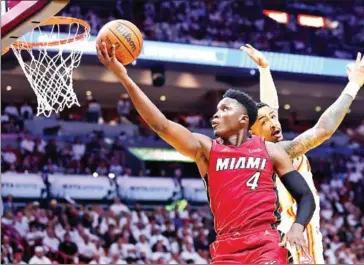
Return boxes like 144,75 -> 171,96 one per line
1,0 -> 363,264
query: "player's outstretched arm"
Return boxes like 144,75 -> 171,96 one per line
266,142 -> 315,254
96,43 -> 212,168
278,52 -> 364,159
241,44 -> 279,113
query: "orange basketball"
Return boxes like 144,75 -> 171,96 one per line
96,20 -> 143,65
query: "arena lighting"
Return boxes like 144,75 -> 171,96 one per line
6,85 -> 12,91
315,106 -> 322,112
298,14 -> 325,28
93,172 -> 98,178
263,10 -> 289,24
86,90 -> 92,96
284,104 -> 291,110
160,95 -> 166,101
108,173 -> 115,179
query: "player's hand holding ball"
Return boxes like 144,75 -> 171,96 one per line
279,223 -> 309,255
96,20 -> 143,77
97,42 -> 127,76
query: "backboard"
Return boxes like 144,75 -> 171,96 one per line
1,0 -> 69,52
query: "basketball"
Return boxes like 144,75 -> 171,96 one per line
96,20 -> 143,65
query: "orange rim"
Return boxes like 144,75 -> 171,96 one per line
12,16 -> 90,49
2,46 -> 10,55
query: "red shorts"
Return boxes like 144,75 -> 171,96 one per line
210,226 -> 288,264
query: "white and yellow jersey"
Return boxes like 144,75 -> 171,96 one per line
276,155 -> 325,264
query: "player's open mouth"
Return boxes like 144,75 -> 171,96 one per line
271,129 -> 281,137
212,120 -> 219,128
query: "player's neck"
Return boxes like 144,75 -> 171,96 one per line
222,131 -> 249,146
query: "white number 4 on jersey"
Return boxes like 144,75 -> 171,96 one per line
246,172 -> 261,190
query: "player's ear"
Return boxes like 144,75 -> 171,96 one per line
239,114 -> 249,125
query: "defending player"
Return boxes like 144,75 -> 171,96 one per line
97,42 -> 316,264
242,45 -> 364,264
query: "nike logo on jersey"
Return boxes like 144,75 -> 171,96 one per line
216,156 -> 267,171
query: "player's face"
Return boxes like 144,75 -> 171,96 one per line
250,106 -> 283,142
212,98 -> 249,138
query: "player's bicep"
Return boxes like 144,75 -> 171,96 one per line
157,120 -> 208,161
266,142 -> 294,177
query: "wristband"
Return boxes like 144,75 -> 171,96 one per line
342,81 -> 360,99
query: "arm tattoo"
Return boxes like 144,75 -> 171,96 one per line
278,93 -> 354,159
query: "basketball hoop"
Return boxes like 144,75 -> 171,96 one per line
10,16 -> 90,117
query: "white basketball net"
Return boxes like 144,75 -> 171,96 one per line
11,20 -> 90,117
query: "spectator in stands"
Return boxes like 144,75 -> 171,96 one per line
95,160 -> 108,176
45,138 -> 58,164
89,253 -> 109,264
28,246 -> 52,264
109,156 -> 124,176
87,98 -> 102,123
20,100 -> 34,120
12,250 -> 26,264
2,195 -> 14,214
72,136 -> 86,161
2,145 -> 19,172
58,233 -> 78,264
42,227 -> 60,254
4,102 -> 19,120
117,95 -> 131,123
110,197 -> 130,217
20,135 -> 35,155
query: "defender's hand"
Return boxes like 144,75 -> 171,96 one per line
96,42 -> 127,76
240,44 -> 269,68
279,223 -> 308,255
346,52 -> 364,87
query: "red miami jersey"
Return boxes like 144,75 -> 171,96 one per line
206,136 -> 280,236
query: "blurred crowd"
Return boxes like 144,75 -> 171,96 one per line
1,134 -> 131,177
60,0 -> 364,59
2,199 -> 212,264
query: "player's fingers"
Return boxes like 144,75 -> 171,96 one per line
96,45 -> 104,61
111,44 -> 116,59
240,46 -> 248,52
102,42 -> 111,61
299,243 -> 309,256
246,44 -> 255,50
278,235 -> 287,247
356,52 -> 361,64
98,43 -> 108,60
346,63 -> 353,72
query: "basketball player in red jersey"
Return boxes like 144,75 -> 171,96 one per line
97,43 -> 316,264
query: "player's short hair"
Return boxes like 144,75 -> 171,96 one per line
223,89 -> 258,127
256,102 -> 270,109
